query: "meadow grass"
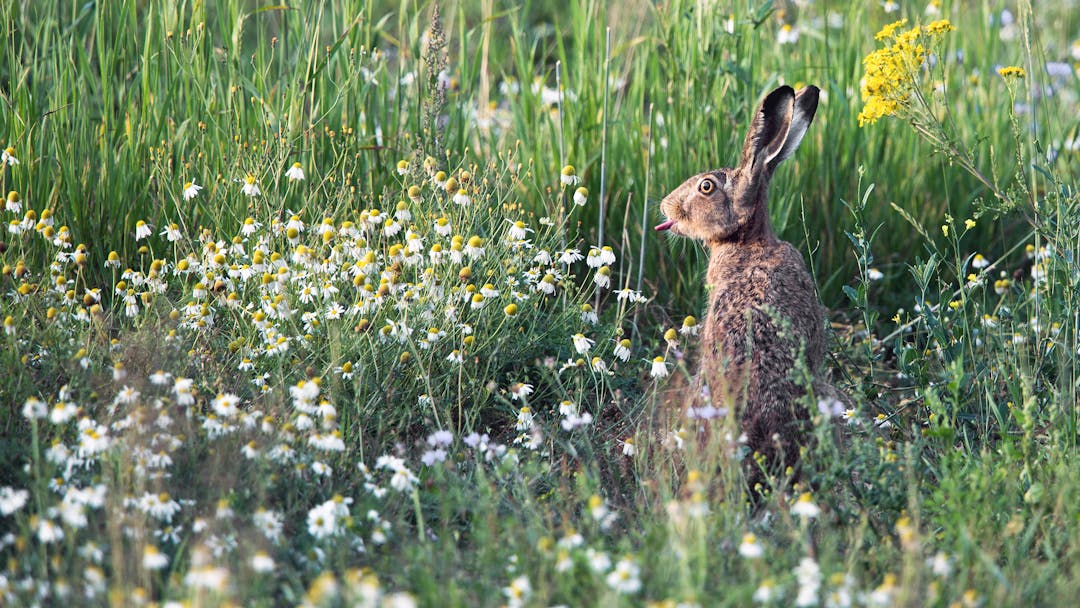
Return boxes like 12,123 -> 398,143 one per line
1,0 -> 1080,605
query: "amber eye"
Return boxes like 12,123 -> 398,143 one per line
697,177 -> 716,194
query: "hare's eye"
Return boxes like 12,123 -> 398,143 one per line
698,178 -> 716,194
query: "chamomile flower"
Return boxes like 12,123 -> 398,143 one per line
571,333 -> 594,354
561,410 -> 593,431
926,551 -> 953,577
241,174 -> 261,197
867,268 -> 885,281
594,266 -> 611,288
622,438 -> 635,456
383,219 -> 402,237
377,455 -> 419,492
2,146 -> 18,166
135,220 -> 153,241
778,23 -> 799,45
174,377 -> 195,406
183,180 -> 203,201
865,573 -> 898,607
588,494 -> 612,523
509,382 -> 534,400
794,557 -> 822,607
37,518 -> 64,543
791,492 -> 821,519
285,162 -> 306,181
754,579 -> 779,603
253,509 -> 284,544
464,235 -> 485,258
143,545 -> 170,570
306,498 -> 347,539
606,556 -> 642,594
161,223 -> 183,241
580,303 -> 598,324
537,273 -> 557,295
6,190 -> 22,212
22,397 -> 47,420
50,400 -> 79,424
139,491 -> 182,523
723,14 -> 736,33
587,548 -> 611,573
739,533 -> 764,559
251,551 -> 276,573
586,247 -> 605,268
560,164 -> 581,186
515,407 -> 534,431
573,187 -> 588,206
650,356 -> 669,378
503,575 -> 531,608
972,253 -> 989,269
453,188 -> 471,205
507,219 -> 531,240
559,248 -> 584,265
434,216 -> 452,236
613,339 -> 632,361
211,393 -> 241,418
0,486 -> 30,515
680,315 -> 699,336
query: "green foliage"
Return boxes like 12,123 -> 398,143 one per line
2,0 -> 1080,606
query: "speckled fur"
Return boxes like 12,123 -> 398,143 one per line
658,84 -> 837,492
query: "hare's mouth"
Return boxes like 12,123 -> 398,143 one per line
654,219 -> 676,231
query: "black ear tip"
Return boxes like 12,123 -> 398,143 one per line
766,84 -> 796,100
762,85 -> 796,114
796,85 -> 821,120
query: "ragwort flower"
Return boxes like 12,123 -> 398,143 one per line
858,19 -> 954,127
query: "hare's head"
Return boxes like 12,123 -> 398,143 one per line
656,84 -> 819,244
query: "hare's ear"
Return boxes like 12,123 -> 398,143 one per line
769,85 -> 820,171
738,85 -> 795,175
739,84 -> 819,176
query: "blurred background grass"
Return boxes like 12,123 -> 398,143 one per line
3,0 -> 1079,313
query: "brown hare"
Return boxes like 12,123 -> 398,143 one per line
656,84 -> 842,495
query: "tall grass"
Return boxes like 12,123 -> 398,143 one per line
2,0 -> 1080,605
5,1 -> 1078,308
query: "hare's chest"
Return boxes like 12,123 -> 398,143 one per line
702,269 -> 771,355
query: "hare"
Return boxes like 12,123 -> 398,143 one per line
655,84 -> 842,494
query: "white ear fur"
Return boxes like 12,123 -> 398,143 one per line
766,85 -> 820,171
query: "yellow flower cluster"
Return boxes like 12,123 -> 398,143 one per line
858,19 -> 955,127
997,65 -> 1026,79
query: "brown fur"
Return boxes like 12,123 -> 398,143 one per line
657,84 -> 839,493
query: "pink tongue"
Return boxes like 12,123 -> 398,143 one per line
654,219 -> 675,231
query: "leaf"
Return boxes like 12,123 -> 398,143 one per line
842,284 -> 860,303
